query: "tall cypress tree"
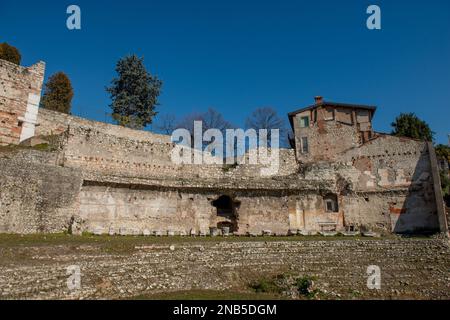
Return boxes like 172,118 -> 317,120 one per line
40,72 -> 74,114
106,55 -> 162,129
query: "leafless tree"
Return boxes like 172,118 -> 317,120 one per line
154,113 -> 177,135
175,108 -> 234,150
245,107 -> 290,148
176,108 -> 233,134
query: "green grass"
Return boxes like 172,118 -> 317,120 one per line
0,143 -> 52,153
129,289 -> 284,300
0,233 -> 399,257
0,233 -> 396,248
250,278 -> 283,294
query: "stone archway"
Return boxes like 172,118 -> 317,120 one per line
212,195 -> 240,233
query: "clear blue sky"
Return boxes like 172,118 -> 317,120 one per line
1,0 -> 449,144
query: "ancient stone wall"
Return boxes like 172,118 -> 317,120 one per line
0,144 -> 335,235
79,187 -> 346,236
36,108 -> 299,180
0,59 -> 45,145
0,81 -> 444,235
0,149 -> 82,233
0,133 -> 441,235
337,135 -> 440,233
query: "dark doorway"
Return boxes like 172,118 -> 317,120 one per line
212,195 -> 239,232
212,195 -> 233,216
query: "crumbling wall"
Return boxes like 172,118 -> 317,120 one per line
36,108 -> 299,180
0,59 -> 45,145
336,135 -> 440,233
342,191 -> 438,233
0,102 -> 442,236
0,149 -> 82,233
77,182 -> 346,236
79,183 -> 215,235
78,184 -> 298,236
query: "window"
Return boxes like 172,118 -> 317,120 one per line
324,194 -> 339,212
325,200 -> 334,212
299,116 -> 310,128
301,137 -> 309,153
323,108 -> 335,121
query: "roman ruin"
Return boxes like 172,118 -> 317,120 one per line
0,59 -> 448,237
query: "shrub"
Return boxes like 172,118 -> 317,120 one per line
0,42 -> 21,65
40,72 -> 74,114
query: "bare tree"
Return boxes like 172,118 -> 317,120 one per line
245,107 -> 289,148
175,108 -> 234,151
201,108 -> 234,132
154,113 -> 177,135
176,108 -> 234,136
175,111 -> 204,136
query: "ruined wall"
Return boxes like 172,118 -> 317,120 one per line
78,184 -> 317,236
337,135 -> 440,233
0,149 -> 82,233
79,183 -> 218,235
0,59 -> 45,145
0,142 -> 334,235
291,134 -> 442,234
0,98 -> 443,235
36,108 -> 299,180
77,181 -> 347,236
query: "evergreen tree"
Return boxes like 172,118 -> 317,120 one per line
40,72 -> 74,114
106,55 -> 162,129
391,113 -> 434,142
0,42 -> 21,65
435,144 -> 450,162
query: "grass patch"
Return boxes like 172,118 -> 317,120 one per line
250,278 -> 282,294
0,232 -> 430,249
249,274 -> 325,300
129,289 -> 283,300
0,142 -> 52,153
222,163 -> 238,172
295,275 -> 319,299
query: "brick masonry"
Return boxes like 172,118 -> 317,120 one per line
0,59 -> 45,145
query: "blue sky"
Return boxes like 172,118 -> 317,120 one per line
1,0 -> 449,144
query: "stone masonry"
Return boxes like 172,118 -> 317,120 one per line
0,238 -> 448,300
0,59 -> 448,236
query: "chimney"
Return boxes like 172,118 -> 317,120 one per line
314,96 -> 323,104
